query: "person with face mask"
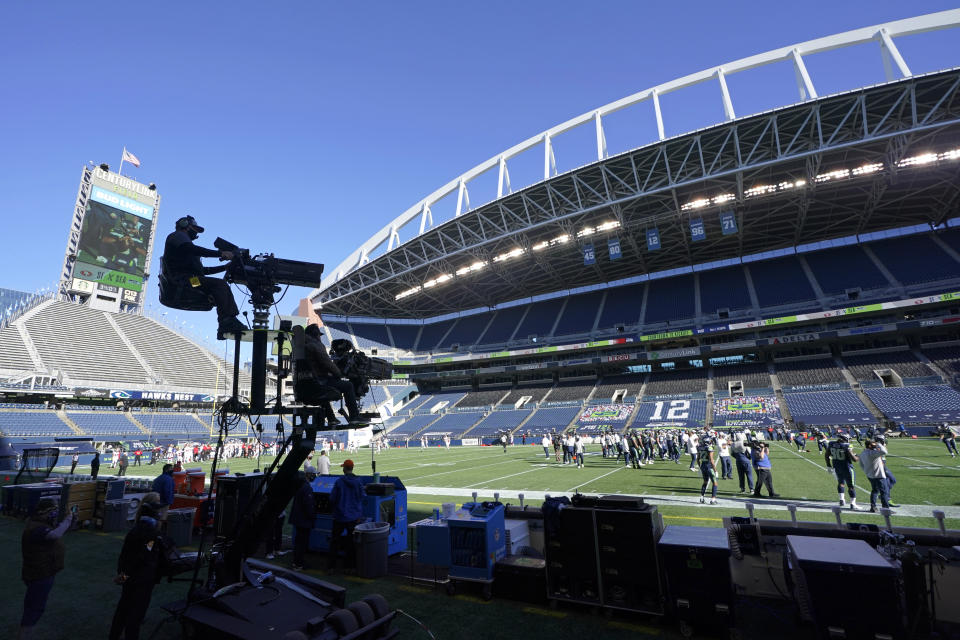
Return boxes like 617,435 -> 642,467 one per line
109,495 -> 166,640
19,497 -> 76,639
160,215 -> 245,339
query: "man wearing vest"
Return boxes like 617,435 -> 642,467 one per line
751,440 -> 780,498
19,498 -> 76,639
731,432 -> 754,494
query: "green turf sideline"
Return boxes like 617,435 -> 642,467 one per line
403,485 -> 960,519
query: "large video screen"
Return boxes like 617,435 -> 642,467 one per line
74,186 -> 154,292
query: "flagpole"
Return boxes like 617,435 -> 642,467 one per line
118,147 -> 125,176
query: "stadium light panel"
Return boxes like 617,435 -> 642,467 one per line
897,152 -> 938,167
682,198 -> 710,211
744,184 -> 778,197
851,163 -> 883,176
455,261 -> 487,276
423,273 -> 453,288
395,286 -> 421,300
814,169 -> 849,183
493,247 -> 526,263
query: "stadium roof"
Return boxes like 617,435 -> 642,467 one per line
312,12 -> 960,319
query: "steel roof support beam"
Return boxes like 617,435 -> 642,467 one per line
878,28 -> 912,81
316,71 -> 960,316
792,49 -> 817,101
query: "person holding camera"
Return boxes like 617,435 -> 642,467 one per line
19,498 -> 76,640
859,438 -> 892,513
298,324 -> 364,425
751,439 -> 779,498
161,215 -> 246,339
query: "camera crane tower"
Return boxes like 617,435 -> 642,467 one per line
162,240 -> 397,639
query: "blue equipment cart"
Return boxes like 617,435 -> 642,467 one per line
307,474 -> 407,556
445,502 -> 506,599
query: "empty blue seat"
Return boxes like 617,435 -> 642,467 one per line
783,391 -> 874,425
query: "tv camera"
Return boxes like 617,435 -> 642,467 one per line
213,237 -> 325,413
215,237 -> 324,306
329,338 -> 393,400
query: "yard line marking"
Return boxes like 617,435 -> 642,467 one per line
663,514 -> 722,522
377,449 -> 524,474
885,453 -> 960,473
405,486 -> 960,519
565,465 -> 623,492
465,466 -> 551,488
401,453 -> 534,481
770,442 -> 870,496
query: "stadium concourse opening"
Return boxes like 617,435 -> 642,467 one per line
5,9 -> 960,640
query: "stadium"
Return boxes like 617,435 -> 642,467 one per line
3,9 -> 960,640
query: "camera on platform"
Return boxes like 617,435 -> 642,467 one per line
216,237 -> 324,292
329,338 -> 393,398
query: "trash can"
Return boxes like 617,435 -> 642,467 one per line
102,499 -> 131,532
354,521 -> 390,578
167,507 -> 196,548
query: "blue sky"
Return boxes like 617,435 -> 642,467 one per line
1,1 -> 957,346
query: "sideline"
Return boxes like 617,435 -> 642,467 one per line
405,486 -> 960,519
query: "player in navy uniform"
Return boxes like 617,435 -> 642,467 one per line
825,432 -> 860,510
938,424 -> 958,458
698,437 -> 719,505
628,431 -> 642,469
814,428 -> 829,453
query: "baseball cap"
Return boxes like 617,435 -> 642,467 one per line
304,465 -> 317,475
176,215 -> 205,233
340,459 -> 354,471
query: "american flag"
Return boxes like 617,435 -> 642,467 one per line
122,148 -> 141,167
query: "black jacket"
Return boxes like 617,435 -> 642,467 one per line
162,230 -> 220,279
289,478 -> 316,529
116,520 -> 163,586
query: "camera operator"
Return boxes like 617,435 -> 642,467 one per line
859,438 -> 892,513
750,436 -> 779,498
19,498 -> 76,639
298,324 -> 364,425
161,215 -> 245,339
731,431 -> 754,494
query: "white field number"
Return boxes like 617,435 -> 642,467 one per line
650,399 -> 691,420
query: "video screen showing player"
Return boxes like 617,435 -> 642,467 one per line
77,200 -> 149,277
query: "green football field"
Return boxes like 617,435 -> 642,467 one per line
63,437 -> 960,530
